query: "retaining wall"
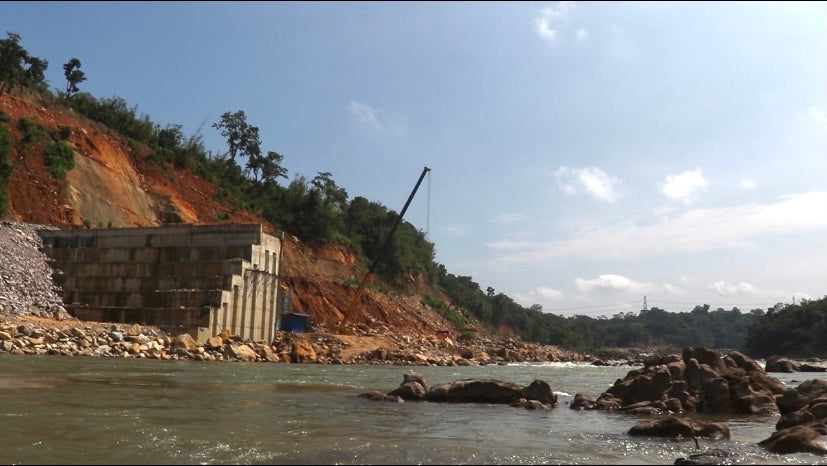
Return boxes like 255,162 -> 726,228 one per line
39,223 -> 286,343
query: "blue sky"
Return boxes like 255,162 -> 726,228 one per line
4,1 -> 826,317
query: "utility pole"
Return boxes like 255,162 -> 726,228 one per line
643,295 -> 648,311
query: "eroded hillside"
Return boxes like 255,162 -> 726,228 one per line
0,89 -> 462,340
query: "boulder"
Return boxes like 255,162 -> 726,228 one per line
766,355 -> 799,373
758,419 -> 827,455
362,374 -> 557,410
570,393 -> 597,410
592,347 -> 784,416
628,416 -> 730,440
777,379 -> 827,414
426,378 -> 525,404
388,372 -> 428,401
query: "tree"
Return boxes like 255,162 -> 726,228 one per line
311,171 -> 347,211
212,110 -> 261,166
63,58 -> 86,99
23,56 -> 48,89
0,32 -> 48,95
255,150 -> 288,184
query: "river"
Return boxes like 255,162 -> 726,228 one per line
1,355 -> 825,465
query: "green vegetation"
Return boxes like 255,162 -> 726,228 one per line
436,267 -> 773,352
3,32 -> 823,358
745,297 -> 827,358
17,117 -> 48,145
62,58 -> 85,100
0,32 -> 50,96
0,125 -> 12,215
43,141 -> 75,179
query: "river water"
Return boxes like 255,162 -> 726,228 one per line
1,355 -> 826,465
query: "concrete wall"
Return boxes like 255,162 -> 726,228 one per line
39,223 -> 286,343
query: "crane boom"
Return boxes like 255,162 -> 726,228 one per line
336,166 -> 431,332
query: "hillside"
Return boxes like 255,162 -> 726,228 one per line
0,88 -> 474,343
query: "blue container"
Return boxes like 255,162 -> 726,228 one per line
279,313 -> 310,333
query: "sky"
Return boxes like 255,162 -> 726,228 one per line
3,1 -> 826,317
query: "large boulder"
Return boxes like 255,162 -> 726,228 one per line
361,374 -> 557,410
766,355 -> 799,373
592,347 -> 784,416
777,379 -> 827,414
759,379 -> 827,456
759,419 -> 827,455
628,416 -> 730,440
387,372 -> 428,401
426,378 -> 526,403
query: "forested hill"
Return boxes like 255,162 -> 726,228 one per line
1,31 -> 825,357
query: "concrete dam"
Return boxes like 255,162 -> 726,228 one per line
38,224 -> 289,343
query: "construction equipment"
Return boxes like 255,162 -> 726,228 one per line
334,166 -> 431,334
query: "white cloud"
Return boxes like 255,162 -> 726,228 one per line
348,101 -> 382,130
660,168 -> 707,204
486,191 -> 827,262
440,225 -> 467,236
513,286 -> 564,308
576,28 -> 589,42
708,280 -> 758,296
494,212 -> 526,224
808,106 -> 827,125
555,166 -> 619,203
537,286 -> 564,300
573,274 -> 682,294
740,179 -> 756,189
575,274 -> 644,293
533,1 -> 576,46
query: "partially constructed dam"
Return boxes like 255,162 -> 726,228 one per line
38,224 -> 289,343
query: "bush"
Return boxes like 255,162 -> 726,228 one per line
17,117 -> 48,145
44,141 -> 75,179
0,125 -> 12,215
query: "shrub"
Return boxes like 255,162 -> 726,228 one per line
17,117 -> 48,145
0,125 -> 12,215
44,141 -> 75,179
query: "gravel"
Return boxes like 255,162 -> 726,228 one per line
0,220 -> 68,317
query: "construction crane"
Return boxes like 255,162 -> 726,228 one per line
334,166 -> 431,334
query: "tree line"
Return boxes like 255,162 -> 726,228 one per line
2,32 -> 824,358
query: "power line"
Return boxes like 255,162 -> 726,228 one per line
543,300 -> 642,312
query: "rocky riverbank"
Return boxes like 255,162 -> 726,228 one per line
0,221 -> 598,365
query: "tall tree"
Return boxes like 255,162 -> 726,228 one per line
250,150 -> 287,184
63,58 -> 86,99
211,110 -> 261,167
311,171 -> 348,211
0,32 -> 29,95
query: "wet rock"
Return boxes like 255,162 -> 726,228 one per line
759,419 -> 827,455
569,393 -> 596,410
628,416 -> 730,440
765,355 -> 799,373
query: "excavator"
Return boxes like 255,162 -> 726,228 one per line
334,166 -> 431,335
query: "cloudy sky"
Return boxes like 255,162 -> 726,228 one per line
4,1 -> 826,316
